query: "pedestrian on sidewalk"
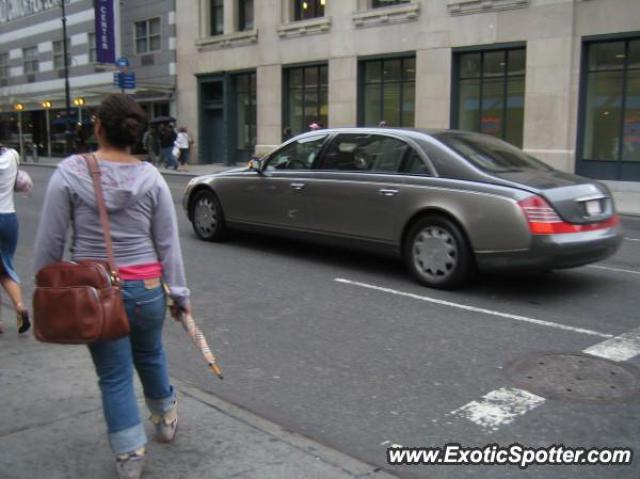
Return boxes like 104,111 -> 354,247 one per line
175,127 -> 192,171
33,94 -> 191,479
159,123 -> 178,170
0,144 -> 30,335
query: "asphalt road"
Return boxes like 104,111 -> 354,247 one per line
16,166 -> 640,479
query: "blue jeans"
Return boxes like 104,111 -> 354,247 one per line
88,280 -> 175,454
161,146 -> 177,170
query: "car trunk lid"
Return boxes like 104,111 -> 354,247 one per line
493,170 -> 614,224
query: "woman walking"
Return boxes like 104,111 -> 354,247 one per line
0,144 -> 30,335
33,94 -> 190,479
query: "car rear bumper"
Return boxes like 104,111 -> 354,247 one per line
475,227 -> 624,271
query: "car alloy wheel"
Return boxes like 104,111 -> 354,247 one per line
192,190 -> 226,241
405,215 -> 473,289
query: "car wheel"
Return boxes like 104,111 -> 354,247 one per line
404,215 -> 473,289
191,190 -> 226,241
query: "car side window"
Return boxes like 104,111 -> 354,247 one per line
319,134 -> 408,173
403,149 -> 431,175
265,135 -> 327,170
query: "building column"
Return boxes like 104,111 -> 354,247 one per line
522,37 -> 575,172
329,56 -> 357,128
415,47 -> 451,130
256,64 -> 282,156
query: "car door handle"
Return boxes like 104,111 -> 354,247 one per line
290,182 -> 306,191
378,188 -> 399,197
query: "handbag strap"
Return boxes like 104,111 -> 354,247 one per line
83,154 -> 120,285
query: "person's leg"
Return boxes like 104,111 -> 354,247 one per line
180,149 -> 189,167
88,337 -> 147,455
123,280 -> 176,434
0,214 -> 29,334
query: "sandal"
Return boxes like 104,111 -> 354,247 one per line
17,310 -> 31,335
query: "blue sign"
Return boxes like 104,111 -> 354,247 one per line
113,72 -> 136,90
94,0 -> 116,64
115,57 -> 129,68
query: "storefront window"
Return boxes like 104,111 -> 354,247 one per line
361,56 -> 415,127
454,47 -> 526,147
582,39 -> 640,163
284,64 -> 328,136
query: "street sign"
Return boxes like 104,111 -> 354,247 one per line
113,72 -> 136,90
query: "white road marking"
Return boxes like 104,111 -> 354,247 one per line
450,388 -> 545,432
335,278 -> 612,338
625,237 -> 640,242
583,327 -> 640,362
587,265 -> 640,276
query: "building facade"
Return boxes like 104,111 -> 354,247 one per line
0,0 -> 177,157
176,0 -> 640,183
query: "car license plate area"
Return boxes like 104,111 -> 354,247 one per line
585,199 -> 603,216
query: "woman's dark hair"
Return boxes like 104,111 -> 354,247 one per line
96,94 -> 148,149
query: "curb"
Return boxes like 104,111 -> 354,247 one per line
172,377 -> 397,479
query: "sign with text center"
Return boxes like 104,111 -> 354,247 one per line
95,0 -> 116,64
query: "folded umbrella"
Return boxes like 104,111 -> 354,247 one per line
177,310 -> 224,380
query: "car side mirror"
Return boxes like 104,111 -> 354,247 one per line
248,157 -> 264,174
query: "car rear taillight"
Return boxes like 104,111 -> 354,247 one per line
518,195 -> 620,235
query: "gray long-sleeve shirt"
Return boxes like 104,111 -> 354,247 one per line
33,155 -> 190,307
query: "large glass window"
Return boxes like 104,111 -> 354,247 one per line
0,53 -> 8,80
135,18 -> 161,54
238,0 -> 254,31
582,39 -> 640,163
23,47 -> 38,74
372,0 -> 410,7
235,72 -> 257,155
361,56 -> 415,127
284,64 -> 328,136
454,47 -> 526,147
210,0 -> 224,35
294,0 -> 325,21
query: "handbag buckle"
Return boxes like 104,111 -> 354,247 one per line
110,271 -> 121,286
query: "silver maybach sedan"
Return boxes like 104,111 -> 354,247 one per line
183,128 -> 623,289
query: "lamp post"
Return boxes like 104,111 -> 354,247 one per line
60,0 -> 73,154
14,103 -> 24,159
42,100 -> 52,159
73,97 -> 85,125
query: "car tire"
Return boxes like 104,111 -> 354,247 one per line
191,189 -> 226,242
404,215 -> 473,289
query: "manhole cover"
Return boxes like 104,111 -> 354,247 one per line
507,353 -> 640,403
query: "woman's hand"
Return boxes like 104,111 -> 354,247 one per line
169,302 -> 192,320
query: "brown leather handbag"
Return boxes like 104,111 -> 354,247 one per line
33,155 -> 130,344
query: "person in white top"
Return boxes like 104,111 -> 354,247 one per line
174,127 -> 192,171
0,145 -> 30,335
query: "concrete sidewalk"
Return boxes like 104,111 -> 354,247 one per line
0,313 -> 395,479
22,156 -> 640,216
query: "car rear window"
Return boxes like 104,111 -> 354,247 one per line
434,132 -> 553,173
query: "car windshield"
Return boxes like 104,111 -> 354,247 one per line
434,132 -> 553,173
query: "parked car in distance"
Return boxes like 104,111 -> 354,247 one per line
183,128 -> 623,289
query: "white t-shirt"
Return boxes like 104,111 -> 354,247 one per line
175,132 -> 190,149
0,148 -> 18,213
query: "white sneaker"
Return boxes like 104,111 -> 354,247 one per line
150,399 -> 178,443
115,447 -> 146,479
